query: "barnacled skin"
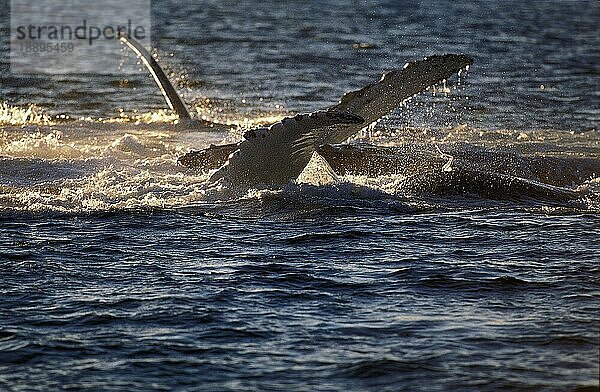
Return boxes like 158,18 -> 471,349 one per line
177,143 -> 238,171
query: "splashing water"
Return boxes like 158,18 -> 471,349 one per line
0,100 -> 597,213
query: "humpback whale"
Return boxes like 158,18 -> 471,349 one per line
119,35 -> 229,129
119,36 -> 596,202
317,143 -> 600,188
120,34 -> 472,192
119,35 -> 192,121
209,54 -> 473,193
120,35 -> 595,202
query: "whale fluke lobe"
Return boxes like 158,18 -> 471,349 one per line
119,35 -> 192,120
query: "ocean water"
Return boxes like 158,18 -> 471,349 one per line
0,0 -> 599,390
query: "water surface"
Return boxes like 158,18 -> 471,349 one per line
0,1 -> 599,390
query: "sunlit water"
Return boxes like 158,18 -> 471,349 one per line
0,1 -> 599,391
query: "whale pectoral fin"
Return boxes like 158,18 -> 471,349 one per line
178,142 -> 240,170
119,34 -> 191,120
205,110 -> 365,187
326,54 -> 473,144
335,54 -> 473,120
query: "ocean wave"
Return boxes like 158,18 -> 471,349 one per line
336,357 -> 440,379
416,275 -> 550,292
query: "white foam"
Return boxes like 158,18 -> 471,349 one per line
0,108 -> 598,212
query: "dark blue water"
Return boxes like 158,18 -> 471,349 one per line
1,1 -> 599,390
1,209 -> 598,390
